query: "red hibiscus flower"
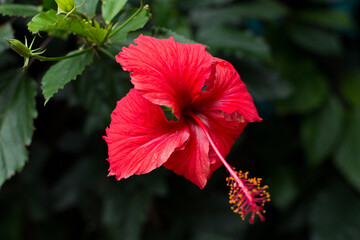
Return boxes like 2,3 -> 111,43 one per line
104,35 -> 270,223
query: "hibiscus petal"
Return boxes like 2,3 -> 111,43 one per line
164,120 -> 210,189
103,89 -> 190,180
197,111 -> 248,176
195,58 -> 262,122
116,35 -> 213,117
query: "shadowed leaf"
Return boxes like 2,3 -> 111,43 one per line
0,71 -> 37,188
0,23 -> 13,54
109,8 -> 149,42
102,0 -> 127,23
0,4 -> 40,17
301,96 -> 344,166
75,0 -> 99,17
334,108 -> 360,191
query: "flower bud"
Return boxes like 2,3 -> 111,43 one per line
5,39 -> 32,58
55,0 -> 76,14
143,4 -> 150,11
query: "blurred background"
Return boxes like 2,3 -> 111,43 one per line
1,0 -> 360,239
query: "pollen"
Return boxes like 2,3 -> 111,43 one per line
226,170 -> 270,224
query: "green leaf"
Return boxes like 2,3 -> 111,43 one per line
0,71 -> 37,188
197,27 -> 270,61
297,9 -> 354,30
28,10 -> 108,44
42,51 -> 93,104
0,23 -> 14,54
191,0 -> 288,26
288,24 -> 342,55
75,0 -> 99,17
0,4 -> 40,17
102,0 -> 127,23
152,27 -> 197,44
334,108 -> 360,191
310,181 -> 360,239
83,24 -> 108,44
277,58 -> 329,114
340,71 -> 360,107
109,8 -> 149,42
301,96 -> 344,166
28,10 -> 62,32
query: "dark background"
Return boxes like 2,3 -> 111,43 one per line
0,0 -> 360,239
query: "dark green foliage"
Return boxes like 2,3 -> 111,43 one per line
0,0 -> 359,239
0,4 -> 40,17
0,72 -> 37,187
42,50 -> 94,103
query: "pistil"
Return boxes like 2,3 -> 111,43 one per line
189,112 -> 270,223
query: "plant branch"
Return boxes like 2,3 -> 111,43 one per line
33,47 -> 93,61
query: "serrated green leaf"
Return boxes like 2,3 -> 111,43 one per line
301,96 -> 344,167
109,8 -> 149,42
288,24 -> 342,55
152,27 -> 197,44
102,0 -> 127,23
84,25 -> 108,44
0,4 -> 40,17
0,23 -> 14,54
28,10 -> 108,44
340,71 -> 360,107
75,0 -> 99,17
42,51 -> 93,103
297,9 -> 354,30
197,27 -> 270,61
0,71 -> 37,188
28,9 -> 65,32
334,108 -> 360,191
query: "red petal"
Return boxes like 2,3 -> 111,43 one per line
116,35 -> 213,117
103,89 -> 190,180
195,58 -> 262,122
197,111 -> 248,176
164,120 -> 210,189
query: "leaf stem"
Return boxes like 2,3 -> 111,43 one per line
33,47 -> 93,61
99,47 -> 115,60
108,0 -> 145,39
